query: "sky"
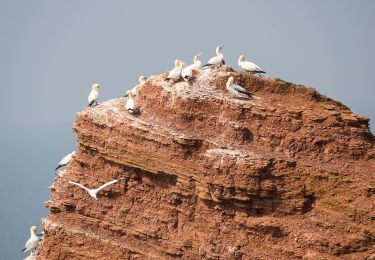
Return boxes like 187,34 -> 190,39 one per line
0,1 -> 374,258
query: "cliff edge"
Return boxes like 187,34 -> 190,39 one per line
38,67 -> 374,259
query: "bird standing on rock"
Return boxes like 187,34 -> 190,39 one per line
125,90 -> 137,114
238,54 -> 265,76
21,226 -> 39,255
166,59 -> 183,81
88,83 -> 100,107
130,75 -> 147,96
226,76 -> 251,99
182,53 -> 202,81
203,44 -> 225,68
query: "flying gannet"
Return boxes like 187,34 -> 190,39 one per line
166,59 -> 183,81
55,151 -> 75,171
226,76 -> 251,99
125,90 -> 137,114
131,75 -> 147,96
21,226 -> 39,254
67,179 -> 118,200
181,53 -> 202,81
238,54 -> 265,76
203,44 -> 225,68
88,83 -> 100,107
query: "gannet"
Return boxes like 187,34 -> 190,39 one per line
238,54 -> 265,75
55,151 -> 75,171
125,90 -> 137,114
181,53 -> 202,81
67,179 -> 118,199
226,76 -> 251,99
203,44 -> 225,68
21,226 -> 39,254
166,59 -> 183,81
130,75 -> 147,96
88,83 -> 100,107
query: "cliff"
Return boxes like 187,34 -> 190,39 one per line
37,67 -> 375,259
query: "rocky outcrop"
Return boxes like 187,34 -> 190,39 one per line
37,67 -> 375,259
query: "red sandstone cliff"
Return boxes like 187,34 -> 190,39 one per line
37,67 -> 374,259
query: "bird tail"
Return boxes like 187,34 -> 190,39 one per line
88,100 -> 96,107
55,165 -> 62,171
21,248 -> 26,252
258,70 -> 266,74
222,60 -> 226,65
202,64 -> 211,68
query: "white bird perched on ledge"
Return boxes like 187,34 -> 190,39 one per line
66,179 -> 118,200
55,151 -> 75,171
130,75 -> 147,96
238,54 -> 266,76
125,90 -> 137,114
166,59 -> 183,81
88,83 -> 100,107
181,53 -> 202,81
203,44 -> 225,68
226,76 -> 251,99
21,226 -> 39,254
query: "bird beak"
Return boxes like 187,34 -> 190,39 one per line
218,44 -> 224,48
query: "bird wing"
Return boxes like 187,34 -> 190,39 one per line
95,179 -> 118,192
25,236 -> 39,250
181,65 -> 193,78
68,180 -> 91,193
25,237 -> 32,249
167,67 -> 181,79
59,151 -> 75,165
241,61 -> 263,72
232,84 -> 248,93
207,55 -> 222,65
88,90 -> 98,103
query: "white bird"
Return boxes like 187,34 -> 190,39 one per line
55,151 -> 75,171
21,226 -> 39,254
226,76 -> 251,99
125,90 -> 137,114
181,53 -> 202,81
166,59 -> 183,81
238,54 -> 265,75
203,44 -> 225,68
67,179 -> 118,200
130,75 -> 147,96
88,83 -> 100,107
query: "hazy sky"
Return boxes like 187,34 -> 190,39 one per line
0,1 -> 374,258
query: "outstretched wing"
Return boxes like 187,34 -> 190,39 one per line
96,179 -> 118,192
68,180 -> 91,192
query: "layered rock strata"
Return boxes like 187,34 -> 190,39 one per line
37,67 -> 375,259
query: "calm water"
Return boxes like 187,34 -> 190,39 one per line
0,127 -> 76,259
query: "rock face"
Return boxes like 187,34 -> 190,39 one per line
38,68 -> 375,259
